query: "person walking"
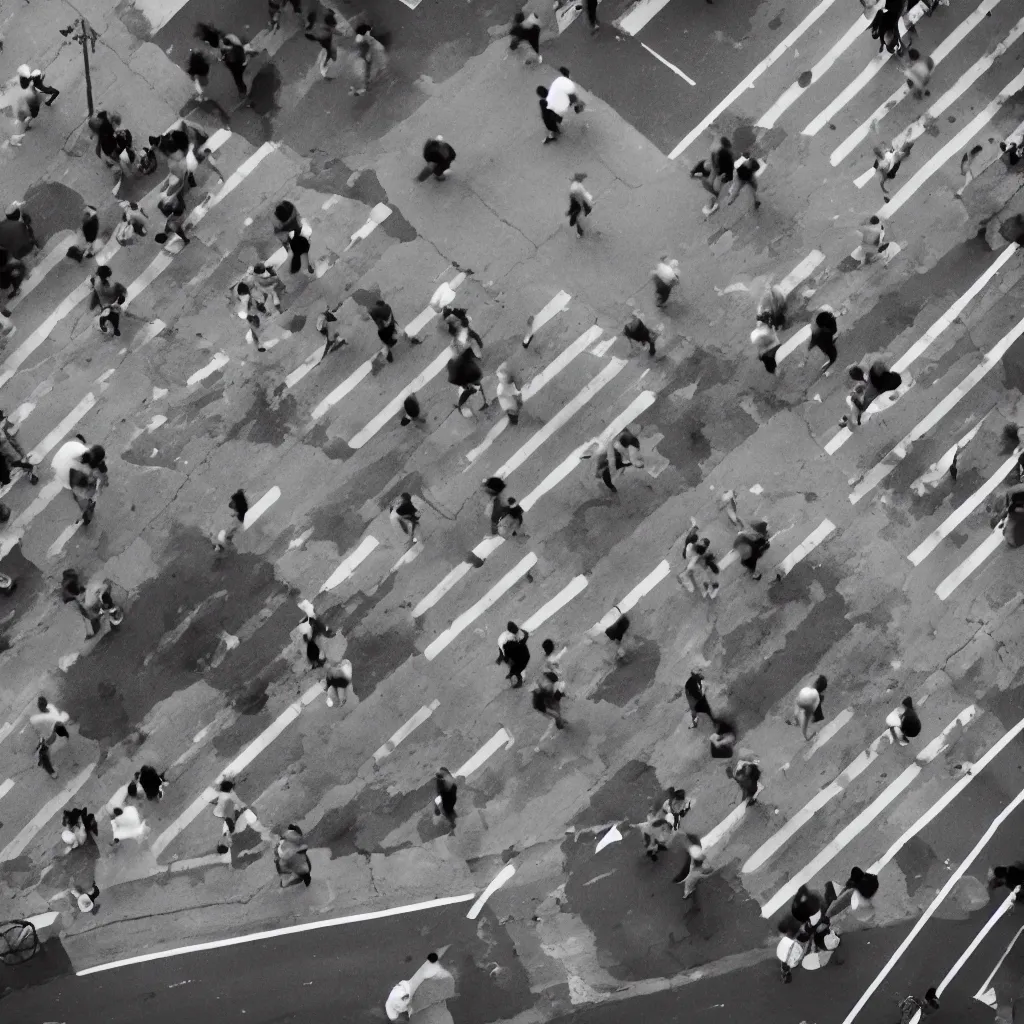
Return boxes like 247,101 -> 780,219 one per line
31,696 -> 70,778
133,765 -> 167,801
567,172 -> 594,238
369,296 -> 419,363
23,65 -> 59,106
672,834 -> 709,897
690,136 -> 734,216
218,32 -> 259,97
873,138 -> 914,201
592,429 -> 643,493
268,0 -> 303,32
350,24 -> 383,96
793,675 -> 827,740
679,521 -> 720,598
532,671 -> 566,729
275,825 -> 313,887
502,626 -> 531,688
898,990 -> 940,1022
805,307 -> 840,373
211,778 -> 247,853
751,321 -> 782,375
623,314 -> 660,357
886,696 -> 921,745
297,598 -> 335,668
684,670 -> 714,728
497,620 -> 525,668
710,717 -> 736,758
508,10 -> 542,64
641,806 -> 676,861
839,356 -> 902,427
434,767 -> 458,831
495,363 -> 523,425
537,87 -> 563,144
390,492 -> 420,546
857,215 -> 890,265
110,804 -> 149,845
546,67 -> 584,121
304,10 -> 342,78
9,66 -> 44,146
324,656 -> 354,708
60,569 -> 123,639
213,489 -> 248,551
447,345 -> 488,414
584,0 -> 600,33
727,153 -> 763,209
988,862 -> 1024,891
52,439 -> 107,525
400,394 -> 425,426
418,136 -> 457,181
0,409 -> 37,484
652,257 -> 680,308
272,200 -> 315,275
906,48 -> 933,98
727,756 -> 761,805
154,185 -> 191,248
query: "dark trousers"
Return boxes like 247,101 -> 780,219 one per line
510,25 -> 540,54
225,61 -> 248,95
655,278 -> 672,305
759,351 -> 777,374
813,339 -> 838,368
586,0 -> 599,26
37,739 -> 56,776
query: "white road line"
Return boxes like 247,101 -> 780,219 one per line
841,783 -> 1024,1024
0,478 -> 63,558
319,535 -> 379,593
830,0 -> 1007,163
879,65 -> 1024,218
0,762 -> 95,862
186,353 -> 229,386
935,528 -> 1003,600
702,788 -> 764,851
744,728 -> 889,874
467,863 -> 516,919
311,361 -> 374,421
150,682 -> 325,859
775,519 -> 834,577
801,2 -> 929,136
975,924 -> 1024,1007
667,0 -> 841,160
641,44 -> 695,86
853,12 -> 1024,188
777,250 -> 825,295
756,14 -> 870,130
389,540 -> 423,573
590,559 -> 670,635
189,142 -> 277,222
493,360 -> 626,479
910,419 -> 987,495
455,727 -> 514,779
525,291 -> 571,345
243,486 -> 281,530
47,521 -> 81,559
424,553 -> 538,661
285,351 -> 323,390
848,315 -> 1024,502
465,326 -> 603,464
776,325 -> 812,366
0,778 -> 14,802
761,704 -> 977,918
522,575 -> 588,632
909,449 -> 1020,565
804,707 -> 855,759
616,0 -> 672,35
405,272 -> 467,338
373,700 -> 441,762
7,232 -> 75,311
345,203 -> 391,250
76,893 -> 478,974
29,392 -> 96,462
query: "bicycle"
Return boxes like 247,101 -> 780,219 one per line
0,920 -> 39,965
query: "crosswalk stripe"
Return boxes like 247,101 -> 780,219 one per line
589,559 -> 670,635
775,519 -> 834,576
243,486 -> 281,530
616,0 -> 673,35
455,728 -> 514,779
0,762 -> 95,862
319,535 -> 379,593
186,353 -> 229,386
521,574 -> 589,632
935,528 -> 1003,600
0,478 -> 63,558
311,361 -> 374,421
373,700 -> 440,762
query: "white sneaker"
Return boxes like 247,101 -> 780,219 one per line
326,697 -> 334,707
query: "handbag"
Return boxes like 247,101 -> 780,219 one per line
114,219 -> 136,246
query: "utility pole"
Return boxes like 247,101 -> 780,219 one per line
59,18 -> 100,117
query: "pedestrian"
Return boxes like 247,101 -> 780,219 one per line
672,833 -> 709,897
154,119 -> 227,186
906,48 -> 933,98
652,257 -> 680,307
584,0 -> 600,33
690,136 -> 734,216
317,303 -> 346,357
211,779 -> 247,853
532,671 -> 566,729
777,916 -> 808,982
641,807 -> 675,860
1000,131 -> 1022,169
793,675 -> 827,740
508,10 -> 542,64
988,862 -> 1024,890
751,322 -> 782,375
390,492 -> 420,546
727,756 -> 761,805
728,153 -> 763,209
218,32 -> 258,96
115,201 -> 148,246
350,24 -> 383,97
857,215 -> 890,265
297,599 -> 335,668
898,989 -> 940,1022
0,247 -> 25,301
24,65 -> 59,106
566,172 -> 594,238
756,284 -> 788,330
274,824 -> 312,887
89,265 -> 125,312
268,0 -> 302,31
62,807 -> 98,849
304,10 -> 342,78
153,185 -> 191,248
873,138 -> 914,201
839,865 -> 880,918
186,49 -> 211,97
418,136 -> 457,181
886,696 -> 921,745
243,262 -> 284,312
679,525 -> 720,599
400,394 -> 425,426
839,356 -> 902,427
497,620 -> 525,667
495,495 -> 524,538
370,297 -> 419,364
499,623 -> 531,687
60,569 -> 123,638
869,2 -> 905,53
214,489 -> 248,551
541,638 -> 564,677
684,670 -> 714,728
133,765 -> 167,801
537,87 -> 563,144
623,313 -> 660,357
52,439 -> 107,525
9,66 -> 42,146
447,346 -> 488,414
546,66 -> 584,121
661,787 -> 691,823
30,696 -> 70,745
604,606 -> 630,659
495,363 -> 523,425
593,429 -> 643,493
66,205 -> 101,263
323,655 -> 354,708
110,804 -> 149,844
3,201 -> 36,254
434,767 -> 458,830
805,307 -> 839,373
710,717 -> 736,758
0,409 -> 37,484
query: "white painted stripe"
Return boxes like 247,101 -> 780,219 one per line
47,521 -> 81,559
849,315 -> 1024,501
974,924 -> 1024,1007
0,479 -> 63,558
641,44 -> 695,86
373,700 -> 441,761
527,291 -> 571,340
667,0 -> 841,160
467,863 -> 516,919
77,893 -> 478,974
0,763 -> 95,861
311,361 -> 374,421
147,415 -> 167,433
617,0 -> 672,35
909,449 -> 1020,565
389,540 -> 424,573
935,529 -> 1003,601
775,519 -> 834,576
319,535 -> 379,593
405,273 -> 467,338
190,143 -> 277,222
841,784 -> 1024,1024
346,203 -> 391,249
242,486 -> 281,530
466,326 -> 603,464
522,575 -> 588,632
804,707 -> 854,758
590,559 -> 670,635
591,335 -> 618,358
761,705 -> 977,917
881,65 -> 1024,218
777,250 -> 826,296
757,14 -> 870,130
0,722 -> 14,746
493,360 -> 626,479
94,368 -> 116,386
854,13 -> 1024,188
910,420 -> 986,495
285,352 -> 323,389
830,0 -> 1007,163
187,353 -> 229,386
744,729 -> 889,874
0,778 -> 14,801
28,392 -> 96,462
150,682 -> 324,858
424,553 -> 538,661
7,231 -> 75,311
455,728 -> 514,779
133,0 -> 193,33
124,253 -> 173,307
702,789 -> 762,851
775,325 -> 811,366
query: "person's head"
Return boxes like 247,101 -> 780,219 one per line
814,675 -> 827,693
559,66 -> 571,77
284,823 -> 303,839
37,695 -> 49,711
484,476 -> 506,496
427,952 -> 439,963
924,989 -> 938,1005
720,136 -> 732,149
83,444 -> 106,467
536,85 -> 549,99
848,364 -> 866,382
908,48 -> 920,60
695,538 -> 710,554
127,781 -> 139,798
902,696 -> 914,709
274,200 -> 295,222
229,489 -> 247,518
542,639 -> 555,655
355,23 -> 372,35
236,282 -> 250,295
399,491 -> 412,503
572,171 -> 587,182
507,621 -> 518,633
95,265 -> 112,282
253,262 -> 267,275
849,866 -> 864,882
815,309 -> 835,328
514,10 -> 525,22
325,10 -> 337,25
219,779 -> 235,792
5,204 -> 21,222
17,64 -> 31,85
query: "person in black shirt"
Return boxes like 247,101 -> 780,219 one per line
419,136 -> 456,180
727,153 -> 762,209
806,307 -> 839,373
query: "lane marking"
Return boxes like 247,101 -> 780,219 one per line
616,0 -> 673,35
641,43 -> 696,86
761,704 -> 977,918
935,529 -> 1003,600
311,361 -> 374,421
319,535 -> 379,593
76,893 -> 477,974
0,763 -> 95,862
775,519 -> 834,577
590,559 -> 670,636
830,0 -> 1007,162
47,521 -> 81,559
467,863 -> 516,919
848,315 -> 1024,501
974,923 -> 1024,1007
345,203 -> 391,250
701,785 -> 765,851
0,478 -> 63,558
455,728 -> 515,780
840,784 -> 1024,1024
188,142 -> 277,223
6,231 -> 75,312
29,392 -> 96,463
522,575 -> 588,632
525,291 -> 571,345
776,250 -> 825,295
879,64 -> 1024,217
186,353 -> 229,386
406,272 -> 468,338
804,707 -> 854,759
242,486 -> 281,530
757,14 -> 870,130
285,351 -> 323,390
373,700 -> 441,762
0,778 -> 14,802
465,326 -> 602,465
667,0 -> 841,160
909,419 -> 987,496
424,553 -> 538,661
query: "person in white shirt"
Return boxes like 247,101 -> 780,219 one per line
495,363 -> 522,424
567,172 -> 594,237
652,257 -> 680,307
51,438 -> 107,524
546,67 -> 581,117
